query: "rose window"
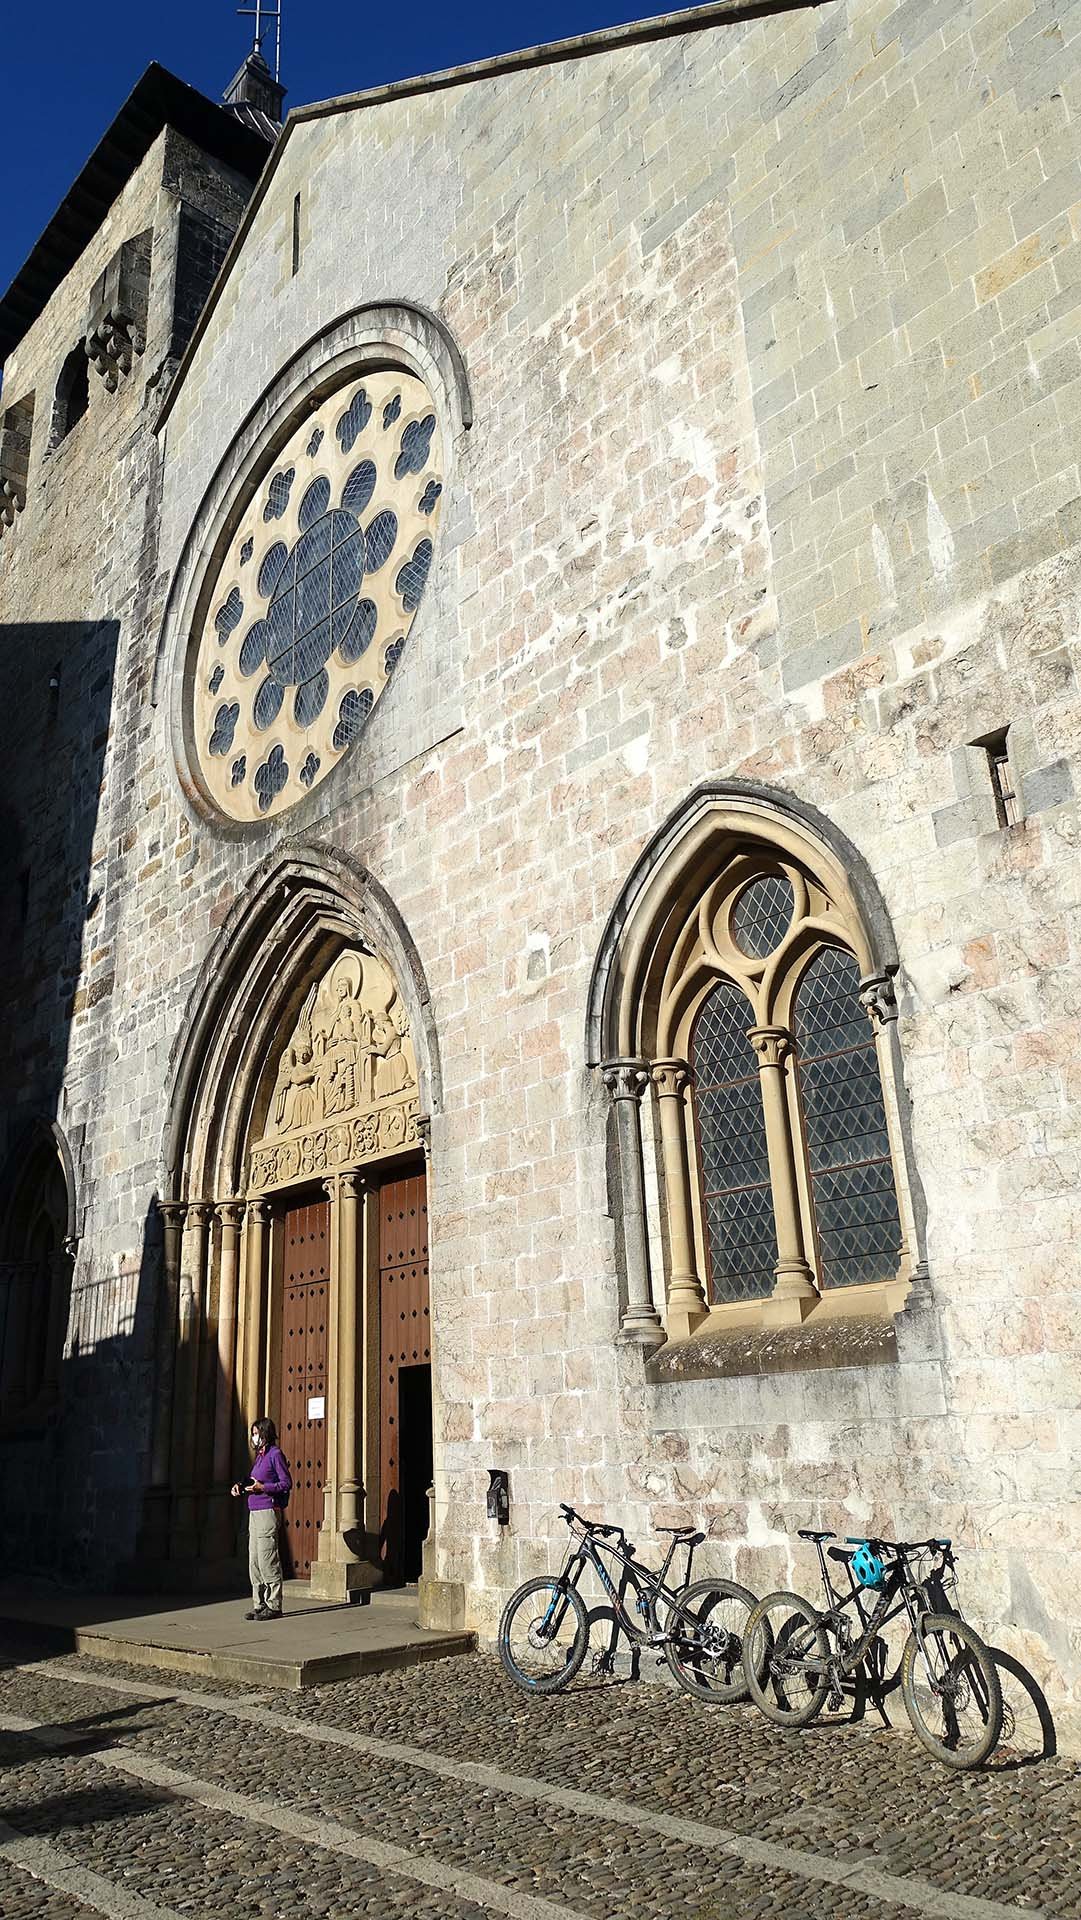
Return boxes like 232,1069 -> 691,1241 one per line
189,369 -> 444,822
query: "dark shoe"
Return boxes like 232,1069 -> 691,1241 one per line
255,1607 -> 282,1621
245,1609 -> 263,1621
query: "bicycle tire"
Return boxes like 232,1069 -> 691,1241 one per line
498,1577 -> 590,1695
665,1577 -> 759,1703
901,1612 -> 1002,1770
743,1590 -> 831,1727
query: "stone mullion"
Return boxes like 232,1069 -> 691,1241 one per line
601,1060 -> 665,1350
748,1027 -> 818,1323
41,1240 -> 75,1395
650,1060 -> 709,1342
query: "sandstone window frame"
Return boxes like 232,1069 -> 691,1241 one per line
590,784 -> 925,1353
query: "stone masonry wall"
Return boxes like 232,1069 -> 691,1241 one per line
0,128 -> 257,1579
9,0 -> 1081,1744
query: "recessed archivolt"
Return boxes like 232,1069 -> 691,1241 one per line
586,781 -> 900,1066
164,843 -> 440,1202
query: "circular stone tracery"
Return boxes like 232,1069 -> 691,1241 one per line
189,369 -> 444,823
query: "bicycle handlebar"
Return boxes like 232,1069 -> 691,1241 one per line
558,1503 -> 625,1540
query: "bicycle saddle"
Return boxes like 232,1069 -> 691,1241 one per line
656,1525 -> 699,1538
797,1528 -> 836,1542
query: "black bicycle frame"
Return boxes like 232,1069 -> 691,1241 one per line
555,1528 -> 696,1647
801,1540 -> 942,1676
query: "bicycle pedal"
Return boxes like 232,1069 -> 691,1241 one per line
828,1687 -> 845,1713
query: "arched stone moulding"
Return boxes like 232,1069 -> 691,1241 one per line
587,781 -> 928,1350
0,1116 -> 79,1428
153,302 -> 472,837
139,841 -> 444,1597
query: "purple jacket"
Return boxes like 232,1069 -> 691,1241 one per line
248,1445 -> 292,1512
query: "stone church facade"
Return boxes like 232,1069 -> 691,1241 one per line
2,0 -> 1081,1741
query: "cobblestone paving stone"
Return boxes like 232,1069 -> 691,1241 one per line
0,1857 -> 96,1920
1,1647 -> 1079,1918
0,1728 -> 488,1920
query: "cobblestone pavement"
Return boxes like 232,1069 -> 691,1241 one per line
1,1638 -> 1078,1920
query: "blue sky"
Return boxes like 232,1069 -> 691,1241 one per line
2,0 -> 664,298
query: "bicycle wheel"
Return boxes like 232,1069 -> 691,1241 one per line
901,1613 -> 1002,1769
743,1590 -> 831,1727
665,1578 -> 759,1703
498,1577 -> 590,1694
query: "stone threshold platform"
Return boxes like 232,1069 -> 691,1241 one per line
0,1580 -> 475,1689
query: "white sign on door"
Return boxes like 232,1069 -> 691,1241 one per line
307,1396 -> 325,1420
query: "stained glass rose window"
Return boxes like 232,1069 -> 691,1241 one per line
189,370 -> 444,822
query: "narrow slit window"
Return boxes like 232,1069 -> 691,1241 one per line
291,193 -> 302,276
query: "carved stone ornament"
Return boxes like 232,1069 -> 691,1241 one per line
858,971 -> 898,1028
248,949 -> 419,1192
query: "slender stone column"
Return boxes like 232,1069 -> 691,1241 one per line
150,1205 -> 185,1488
650,1060 -> 709,1342
318,1176 -> 340,1543
240,1198 -> 270,1430
42,1239 -> 75,1395
212,1202 -> 245,1485
748,1027 -> 817,1322
336,1172 -> 364,1540
170,1201 -> 212,1561
601,1060 -> 665,1349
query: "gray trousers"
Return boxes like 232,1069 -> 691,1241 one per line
248,1507 -> 283,1612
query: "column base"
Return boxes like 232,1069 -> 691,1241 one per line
665,1303 -> 709,1343
616,1313 -> 667,1352
761,1287 -> 818,1328
309,1553 -> 382,1603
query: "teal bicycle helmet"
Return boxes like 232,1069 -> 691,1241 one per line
849,1540 -> 885,1589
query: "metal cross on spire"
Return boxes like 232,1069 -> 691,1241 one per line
237,0 -> 282,80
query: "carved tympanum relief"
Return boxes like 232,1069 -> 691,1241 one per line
248,951 -> 419,1191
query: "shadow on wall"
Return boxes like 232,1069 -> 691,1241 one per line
0,618 -> 167,1583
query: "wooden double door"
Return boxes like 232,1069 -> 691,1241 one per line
276,1167 -> 431,1586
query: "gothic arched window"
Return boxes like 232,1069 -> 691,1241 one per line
595,793 -> 917,1346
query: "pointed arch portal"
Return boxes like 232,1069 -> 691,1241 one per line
138,843 -> 439,1598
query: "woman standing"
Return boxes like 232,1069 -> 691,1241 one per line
231,1416 -> 292,1620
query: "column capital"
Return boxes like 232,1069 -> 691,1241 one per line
246,1196 -> 272,1225
417,1113 -> 432,1159
651,1057 -> 692,1099
157,1200 -> 187,1228
601,1058 -> 651,1103
859,971 -> 898,1028
748,1026 -> 793,1069
185,1200 -> 214,1228
339,1170 -> 367,1200
215,1199 -> 245,1230
61,1235 -> 79,1261
321,1176 -> 338,1201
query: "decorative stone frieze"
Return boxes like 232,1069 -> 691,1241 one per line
86,232 -> 151,390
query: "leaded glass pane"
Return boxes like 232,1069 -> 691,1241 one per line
794,947 -> 902,1288
691,981 -> 776,1303
731,874 -> 795,958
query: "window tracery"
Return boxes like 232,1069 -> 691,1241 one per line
188,368 -> 444,823
595,799 -> 916,1348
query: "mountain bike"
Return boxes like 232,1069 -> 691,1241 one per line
742,1529 -> 1002,1770
498,1503 -> 758,1701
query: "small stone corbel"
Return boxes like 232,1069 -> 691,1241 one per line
859,972 -> 898,1028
